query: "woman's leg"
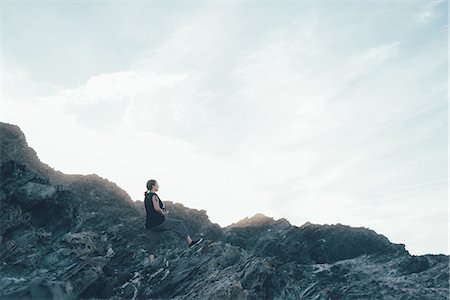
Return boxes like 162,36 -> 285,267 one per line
154,217 -> 191,241
147,229 -> 162,263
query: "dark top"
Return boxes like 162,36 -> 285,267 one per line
144,192 -> 165,228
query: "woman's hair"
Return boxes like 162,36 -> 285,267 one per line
144,179 -> 157,196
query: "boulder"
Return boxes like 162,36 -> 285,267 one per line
13,182 -> 57,207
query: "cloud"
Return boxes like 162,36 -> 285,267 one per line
415,0 -> 445,24
36,71 -> 189,132
39,70 -> 189,106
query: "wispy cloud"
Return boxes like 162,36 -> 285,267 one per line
39,71 -> 188,106
415,0 -> 445,24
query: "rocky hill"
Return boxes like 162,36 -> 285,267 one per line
0,122 -> 448,300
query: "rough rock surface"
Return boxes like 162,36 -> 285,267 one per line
0,122 -> 448,300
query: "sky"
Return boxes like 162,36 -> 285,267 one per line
1,1 -> 448,255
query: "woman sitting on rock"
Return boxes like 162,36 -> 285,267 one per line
144,179 -> 203,262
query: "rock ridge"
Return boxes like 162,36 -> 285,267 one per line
0,122 -> 448,299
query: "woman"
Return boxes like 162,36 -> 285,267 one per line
144,179 -> 203,261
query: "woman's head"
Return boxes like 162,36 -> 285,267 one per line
146,179 -> 159,192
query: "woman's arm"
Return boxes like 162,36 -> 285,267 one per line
152,195 -> 165,216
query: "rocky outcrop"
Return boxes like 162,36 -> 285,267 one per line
0,121 -> 448,299
224,217 -> 407,266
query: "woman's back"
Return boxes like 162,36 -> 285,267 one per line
144,192 -> 165,228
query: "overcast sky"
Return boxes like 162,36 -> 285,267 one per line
2,1 -> 448,255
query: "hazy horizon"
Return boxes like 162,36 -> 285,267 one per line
2,1 -> 448,255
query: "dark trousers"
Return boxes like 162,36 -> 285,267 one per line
149,217 -> 190,240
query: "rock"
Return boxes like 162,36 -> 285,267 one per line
1,205 -> 31,235
62,231 -> 103,257
240,259 -> 275,299
0,276 -> 73,300
29,277 -> 73,300
216,243 -> 242,268
0,121 -> 448,300
207,280 -> 248,300
227,213 -> 291,228
14,182 -> 57,207
398,255 -> 430,275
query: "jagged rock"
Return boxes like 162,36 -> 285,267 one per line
398,255 -> 430,275
62,232 -> 105,258
224,220 -> 407,266
216,243 -> 242,268
0,121 -> 448,300
228,213 -> 291,228
29,277 -> 73,300
1,205 -> 31,235
14,182 -> 57,207
298,222 -> 406,263
239,259 -> 276,299
0,276 -> 73,300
